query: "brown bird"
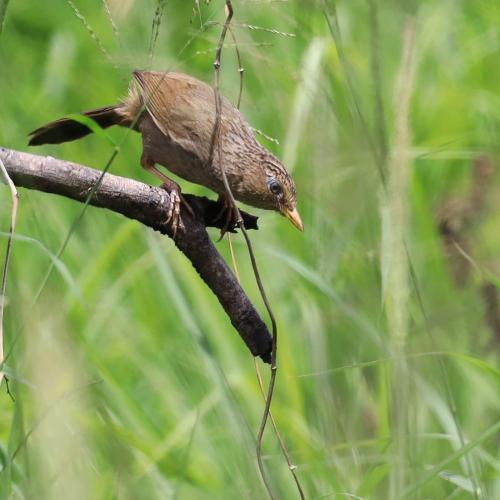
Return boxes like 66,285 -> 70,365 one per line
28,71 -> 303,234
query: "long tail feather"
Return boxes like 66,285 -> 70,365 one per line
28,105 -> 122,146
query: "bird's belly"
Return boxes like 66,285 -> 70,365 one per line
153,140 -> 222,190
140,116 -> 226,194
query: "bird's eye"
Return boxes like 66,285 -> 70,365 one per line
268,179 -> 282,195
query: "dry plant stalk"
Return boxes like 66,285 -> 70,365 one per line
218,6 -> 306,496
0,155 -> 18,388
211,3 -> 282,499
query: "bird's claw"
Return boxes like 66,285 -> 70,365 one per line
159,183 -> 194,238
166,189 -> 182,238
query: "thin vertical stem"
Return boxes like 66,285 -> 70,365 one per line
254,361 -> 306,500
0,155 -> 18,387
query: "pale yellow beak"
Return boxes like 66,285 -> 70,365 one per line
284,207 -> 304,232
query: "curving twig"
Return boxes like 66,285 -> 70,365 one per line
0,146 -> 272,363
211,3 -> 279,498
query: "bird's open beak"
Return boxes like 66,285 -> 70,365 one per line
284,207 -> 304,232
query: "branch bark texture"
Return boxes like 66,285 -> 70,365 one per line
0,147 -> 272,363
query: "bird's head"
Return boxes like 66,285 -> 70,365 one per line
228,145 -> 303,231
258,158 -> 303,231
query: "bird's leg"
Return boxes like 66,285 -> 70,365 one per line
215,194 -> 240,240
141,156 -> 193,237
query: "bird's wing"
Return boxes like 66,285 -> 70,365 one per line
132,71 -> 247,162
133,72 -> 212,153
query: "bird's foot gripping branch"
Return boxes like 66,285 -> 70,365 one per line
0,147 -> 272,363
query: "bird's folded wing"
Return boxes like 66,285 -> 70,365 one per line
133,70 -> 252,164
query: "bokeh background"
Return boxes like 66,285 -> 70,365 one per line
0,0 -> 499,498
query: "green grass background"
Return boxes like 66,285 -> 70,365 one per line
0,0 -> 499,498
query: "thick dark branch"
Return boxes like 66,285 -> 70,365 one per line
0,147 -> 272,363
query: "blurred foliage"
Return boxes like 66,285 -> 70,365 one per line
0,0 -> 499,498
